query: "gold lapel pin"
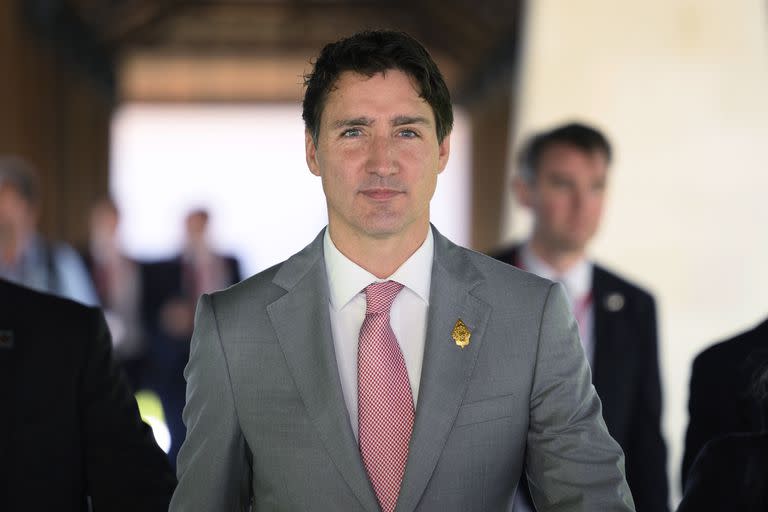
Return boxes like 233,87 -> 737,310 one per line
451,319 -> 471,349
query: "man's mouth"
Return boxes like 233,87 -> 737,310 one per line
360,188 -> 403,200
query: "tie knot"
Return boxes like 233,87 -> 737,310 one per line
364,281 -> 404,315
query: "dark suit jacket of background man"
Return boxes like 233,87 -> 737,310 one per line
682,317 -> 768,486
678,432 -> 768,512
140,253 -> 242,466
493,246 -> 668,512
0,278 -> 176,511
141,253 -> 242,351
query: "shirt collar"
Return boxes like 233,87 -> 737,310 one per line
520,241 -> 592,301
323,228 -> 434,311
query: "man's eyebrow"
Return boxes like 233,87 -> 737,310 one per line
330,116 -> 431,129
331,117 -> 373,129
392,115 -> 431,126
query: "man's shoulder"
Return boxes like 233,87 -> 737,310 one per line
592,262 -> 655,303
693,317 -> 768,372
208,232 -> 325,309
438,237 -> 555,303
0,279 -> 100,361
209,260 -> 284,307
486,243 -> 520,266
0,278 -> 97,319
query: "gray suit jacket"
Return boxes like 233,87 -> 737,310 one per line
170,227 -> 634,511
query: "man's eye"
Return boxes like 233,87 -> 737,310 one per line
398,129 -> 418,138
341,128 -> 362,137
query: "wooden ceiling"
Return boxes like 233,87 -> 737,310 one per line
30,0 -> 524,102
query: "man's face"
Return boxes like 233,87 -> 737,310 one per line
517,143 -> 608,253
0,184 -> 34,240
89,203 -> 118,240
305,70 -> 450,245
185,213 -> 208,242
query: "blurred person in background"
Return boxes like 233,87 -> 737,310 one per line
678,348 -> 768,512
0,277 -> 176,511
491,122 -> 668,512
82,197 -> 146,391
180,208 -> 242,297
682,316 -> 768,487
142,207 -> 241,467
0,155 -> 97,306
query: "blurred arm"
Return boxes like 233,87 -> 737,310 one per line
170,293 -> 252,511
624,297 -> 669,511
81,307 -> 176,511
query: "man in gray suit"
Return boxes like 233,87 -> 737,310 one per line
170,30 -> 635,511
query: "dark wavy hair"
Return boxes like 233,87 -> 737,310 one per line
0,155 -> 39,205
302,30 -> 453,144
518,122 -> 612,182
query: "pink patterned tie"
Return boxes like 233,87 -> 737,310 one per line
358,281 -> 414,512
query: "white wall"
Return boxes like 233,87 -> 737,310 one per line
504,0 -> 768,504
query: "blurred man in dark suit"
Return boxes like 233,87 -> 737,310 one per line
142,207 -> 242,467
492,122 -> 668,512
82,197 -> 146,391
0,155 -> 97,305
0,278 -> 176,511
682,316 -> 768,487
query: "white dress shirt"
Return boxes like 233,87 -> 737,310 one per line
519,243 -> 595,364
323,228 -> 433,440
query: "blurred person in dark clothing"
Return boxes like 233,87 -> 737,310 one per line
82,197 -> 146,391
0,277 -> 176,511
179,208 -> 242,298
491,122 -> 668,512
678,352 -> 768,512
682,317 -> 768,487
142,207 -> 242,467
0,155 -> 97,305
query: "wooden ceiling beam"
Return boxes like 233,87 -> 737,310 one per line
63,0 -> 523,104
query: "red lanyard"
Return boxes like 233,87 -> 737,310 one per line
573,291 -> 593,340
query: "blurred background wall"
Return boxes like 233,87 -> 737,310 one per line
503,0 -> 768,503
0,0 -> 111,242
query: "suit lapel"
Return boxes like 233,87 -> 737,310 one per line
591,267 -> 625,429
396,228 -> 491,512
591,268 -> 606,390
266,231 -> 380,512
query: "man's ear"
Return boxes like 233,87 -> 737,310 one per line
305,130 -> 321,176
513,175 -> 533,208
436,134 -> 451,174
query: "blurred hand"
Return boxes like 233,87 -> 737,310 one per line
159,298 -> 195,338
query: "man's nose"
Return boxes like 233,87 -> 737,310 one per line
366,136 -> 397,176
572,185 -> 591,209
